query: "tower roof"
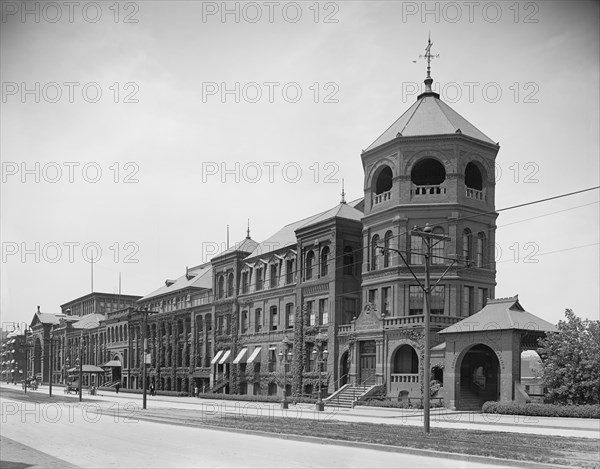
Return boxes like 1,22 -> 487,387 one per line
366,37 -> 496,152
366,93 -> 496,151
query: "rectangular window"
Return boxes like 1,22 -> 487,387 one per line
463,286 -> 474,316
270,264 -> 278,288
409,286 -> 423,315
241,272 -> 248,294
477,288 -> 488,312
307,301 -> 315,326
217,316 -> 224,334
268,346 -> 277,372
431,285 -> 445,315
344,298 -> 357,323
270,306 -> 278,331
411,235 -> 423,265
255,309 -> 262,333
256,268 -> 263,291
285,303 -> 294,329
241,310 -> 248,333
368,289 -> 377,306
319,299 -> 328,325
286,259 -> 295,284
381,287 -> 390,315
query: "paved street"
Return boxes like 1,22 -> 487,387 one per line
3,383 -> 596,439
1,390 -> 519,469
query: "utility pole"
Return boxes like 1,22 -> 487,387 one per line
79,334 -> 83,402
379,223 -> 453,433
142,306 -> 149,410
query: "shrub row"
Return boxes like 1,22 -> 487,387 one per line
196,392 -> 317,404
356,398 -> 444,409
482,401 -> 600,419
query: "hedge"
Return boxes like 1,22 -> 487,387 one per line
356,398 -> 445,409
196,392 -> 317,404
482,401 -> 600,419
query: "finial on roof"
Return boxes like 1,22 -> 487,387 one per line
417,34 -> 440,100
37,305 -> 40,313
227,224 -> 230,249
340,179 -> 346,204
246,218 -> 251,239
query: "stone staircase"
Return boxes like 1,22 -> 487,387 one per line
325,383 -> 384,408
459,385 -> 497,411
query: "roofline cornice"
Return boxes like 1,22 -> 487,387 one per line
362,133 -> 500,159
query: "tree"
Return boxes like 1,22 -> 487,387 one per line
537,309 -> 600,405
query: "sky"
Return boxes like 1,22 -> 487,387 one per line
1,0 -> 599,329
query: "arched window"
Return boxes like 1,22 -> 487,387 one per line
218,275 -> 225,299
462,229 -> 472,265
465,162 -> 483,190
393,345 -> 419,374
227,273 -> 234,297
305,251 -> 315,280
383,231 -> 393,268
476,232 -> 486,268
343,246 -> 354,275
374,166 -> 393,194
370,235 -> 380,270
411,158 -> 446,186
432,227 -> 445,265
320,246 -> 330,277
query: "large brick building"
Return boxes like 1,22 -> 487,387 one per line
24,63 -> 555,409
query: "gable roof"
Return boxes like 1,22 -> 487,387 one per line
72,313 -> 105,330
366,93 -> 496,152
439,295 -> 557,335
245,202 -> 363,259
214,237 -> 259,258
140,263 -> 213,301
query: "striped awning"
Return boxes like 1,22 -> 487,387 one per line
210,350 -> 224,365
218,350 -> 231,365
246,347 -> 261,363
233,348 -> 248,364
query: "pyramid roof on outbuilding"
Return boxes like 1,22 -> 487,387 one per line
439,296 -> 557,335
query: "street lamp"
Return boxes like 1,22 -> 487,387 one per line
142,306 -> 151,410
78,334 -> 83,402
64,357 -> 70,386
311,333 -> 328,412
279,336 -> 293,409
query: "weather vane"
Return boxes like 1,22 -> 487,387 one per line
417,34 -> 439,80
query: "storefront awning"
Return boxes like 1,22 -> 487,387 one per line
232,348 -> 248,364
68,365 -> 105,373
210,350 -> 224,365
101,360 -> 122,367
218,350 -> 231,365
246,347 -> 261,363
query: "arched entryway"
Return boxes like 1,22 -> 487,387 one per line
339,351 -> 350,386
456,344 -> 500,410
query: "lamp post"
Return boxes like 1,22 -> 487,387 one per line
64,357 -> 70,386
279,336 -> 292,409
312,333 -> 328,412
78,334 -> 83,402
142,306 -> 150,410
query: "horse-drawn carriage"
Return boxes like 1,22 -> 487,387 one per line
22,377 -> 38,390
64,381 -> 79,394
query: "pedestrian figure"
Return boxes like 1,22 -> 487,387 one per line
150,384 -> 155,396
115,382 -> 120,394
194,385 -> 199,397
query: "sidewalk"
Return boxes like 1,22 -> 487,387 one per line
4,382 -> 598,439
